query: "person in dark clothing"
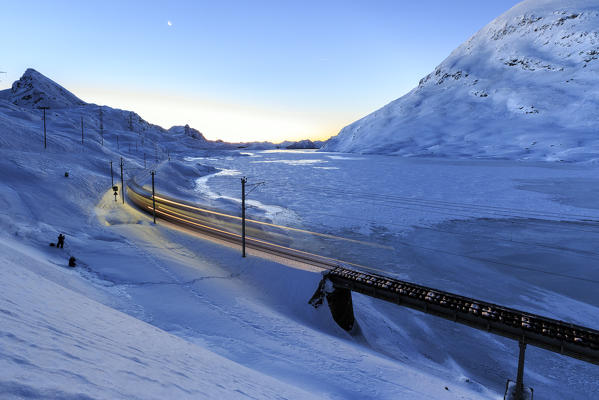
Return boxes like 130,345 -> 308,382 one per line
57,234 -> 65,249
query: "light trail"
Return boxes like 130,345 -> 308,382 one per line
155,205 -> 380,272
129,186 -> 397,276
152,193 -> 392,249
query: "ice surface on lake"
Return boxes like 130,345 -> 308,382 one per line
186,150 -> 599,232
251,158 -> 325,165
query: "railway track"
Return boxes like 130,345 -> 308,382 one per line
126,179 -> 344,271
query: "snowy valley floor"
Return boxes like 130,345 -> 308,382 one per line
1,136 -> 599,399
0,149 -> 493,399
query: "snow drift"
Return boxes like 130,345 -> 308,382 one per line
322,0 -> 599,162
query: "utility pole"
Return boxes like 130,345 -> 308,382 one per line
128,112 -> 133,131
81,116 -> 84,144
39,106 -> 49,149
151,170 -> 156,224
110,161 -> 114,186
241,177 -> 247,257
99,107 -> 104,146
239,179 -> 264,258
241,180 -> 265,257
120,157 -> 124,204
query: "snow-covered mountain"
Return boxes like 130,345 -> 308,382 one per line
2,68 -> 86,109
0,69 -> 289,152
322,0 -> 599,162
168,124 -> 208,141
0,68 -> 205,150
0,68 -> 318,151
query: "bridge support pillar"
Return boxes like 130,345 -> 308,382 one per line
309,278 -> 355,331
515,341 -> 527,399
504,341 -> 533,400
326,286 -> 355,331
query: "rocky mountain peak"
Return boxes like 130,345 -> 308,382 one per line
8,68 -> 86,109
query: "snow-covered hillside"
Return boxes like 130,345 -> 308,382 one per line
0,237 -> 321,400
0,68 -> 322,152
322,0 -> 599,162
0,68 -> 214,152
0,69 -> 498,399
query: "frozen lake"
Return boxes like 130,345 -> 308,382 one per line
179,150 -> 599,310
165,150 -> 599,399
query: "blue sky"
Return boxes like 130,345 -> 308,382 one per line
0,0 -> 522,142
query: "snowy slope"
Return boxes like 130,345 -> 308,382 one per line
322,0 -> 599,162
0,69 -> 215,159
0,75 -> 326,398
0,237 -> 321,400
0,70 -> 496,399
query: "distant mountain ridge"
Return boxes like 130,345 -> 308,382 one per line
0,68 -> 319,150
322,0 -> 599,162
0,69 -> 208,140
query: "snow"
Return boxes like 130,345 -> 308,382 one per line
322,0 -> 599,162
0,237 -> 321,400
4,68 -> 85,109
0,69 -> 497,399
2,11 -> 599,395
173,149 -> 599,399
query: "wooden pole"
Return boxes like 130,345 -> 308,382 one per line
151,171 -> 156,224
241,177 -> 247,257
120,157 -> 124,204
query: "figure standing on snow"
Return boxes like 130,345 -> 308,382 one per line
57,234 -> 65,249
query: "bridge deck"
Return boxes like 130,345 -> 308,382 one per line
327,266 -> 599,365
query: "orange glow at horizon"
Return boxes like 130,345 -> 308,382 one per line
74,85 -> 350,143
